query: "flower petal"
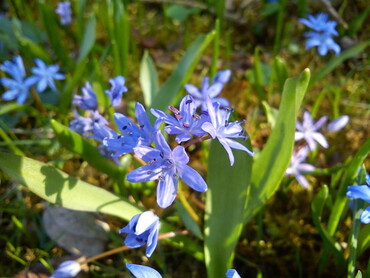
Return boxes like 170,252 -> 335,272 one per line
178,164 -> 207,192
126,264 -> 162,278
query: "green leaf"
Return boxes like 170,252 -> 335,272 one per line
151,31 -> 215,112
175,200 -> 203,240
50,119 -> 125,181
140,51 -> 159,107
0,152 -> 141,219
311,185 -> 345,271
244,69 -> 310,224
165,4 -> 200,23
204,139 -> 253,278
309,40 -> 370,87
78,16 -> 96,63
0,152 -> 204,261
347,7 -> 370,37
262,101 -> 279,129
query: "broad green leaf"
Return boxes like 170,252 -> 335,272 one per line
140,51 -> 159,107
175,200 -> 203,240
50,119 -> 125,181
244,69 -> 310,224
327,139 -> 370,236
0,152 -> 204,261
262,101 -> 278,129
311,185 -> 345,271
151,31 -> 215,112
204,139 -> 253,278
78,16 -> 96,63
309,40 -> 370,87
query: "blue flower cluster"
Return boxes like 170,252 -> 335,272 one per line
66,69 -> 252,275
55,1 -> 72,26
299,13 -> 341,56
0,56 -> 64,104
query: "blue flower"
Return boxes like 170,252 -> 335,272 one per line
327,115 -> 349,132
0,55 -> 34,104
56,1 -> 72,26
285,146 -> 315,187
70,110 -> 107,136
201,98 -> 254,166
50,260 -> 81,278
226,269 -> 241,278
127,131 -> 207,208
72,82 -> 98,110
184,69 -> 231,110
151,95 -> 210,143
105,76 -> 127,107
28,58 -> 65,93
126,264 -> 162,278
299,13 -> 341,56
103,102 -> 155,157
295,111 -> 328,151
120,211 -> 160,257
346,172 -> 370,224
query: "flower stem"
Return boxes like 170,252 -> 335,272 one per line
81,230 -> 188,265
31,88 -> 47,115
182,135 -> 212,149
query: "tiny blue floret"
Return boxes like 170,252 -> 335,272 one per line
72,82 -> 98,111
105,75 -> 127,107
56,1 -> 72,26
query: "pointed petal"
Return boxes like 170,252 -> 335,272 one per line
178,164 -> 207,192
311,132 -> 328,148
347,185 -> 370,203
127,164 -> 162,182
156,172 -> 178,208
126,264 -> 162,278
224,138 -> 254,156
360,207 -> 370,224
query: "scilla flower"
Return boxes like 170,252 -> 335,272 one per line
346,172 -> 370,224
120,211 -> 160,257
0,55 -> 34,104
295,111 -> 328,151
299,13 -> 341,56
127,131 -> 207,208
50,260 -> 81,278
105,75 -> 127,107
28,58 -> 65,93
56,1 -> 72,26
72,82 -> 98,111
285,146 -> 315,187
201,98 -> 254,166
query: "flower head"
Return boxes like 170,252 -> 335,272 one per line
103,102 -> 155,157
299,13 -> 341,56
295,111 -> 328,150
201,98 -> 253,166
286,146 -> 315,187
28,58 -> 65,93
56,1 -> 72,26
120,211 -> 160,257
105,76 -> 127,107
184,69 -> 231,110
50,260 -> 81,278
151,95 -> 209,143
126,263 -> 162,278
70,110 -> 107,136
327,115 -> 349,132
127,131 -> 207,208
72,82 -> 98,111
226,269 -> 241,278
346,171 -> 370,224
0,55 -> 34,104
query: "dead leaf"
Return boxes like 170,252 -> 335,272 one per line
43,205 -> 110,257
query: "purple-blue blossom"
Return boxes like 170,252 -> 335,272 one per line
69,110 -> 107,136
226,269 -> 241,278
285,146 -> 315,187
327,115 -> 349,132
56,1 -> 72,26
299,13 -> 341,56
50,260 -> 81,278
120,211 -> 160,257
201,98 -> 254,166
28,58 -> 65,93
346,172 -> 370,224
151,95 -> 209,143
103,102 -> 155,157
127,131 -> 207,208
72,82 -> 98,110
184,69 -> 231,110
126,264 -> 162,278
295,111 -> 328,151
0,55 -> 34,104
105,75 -> 127,107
